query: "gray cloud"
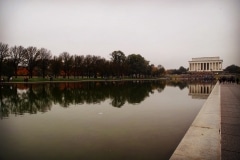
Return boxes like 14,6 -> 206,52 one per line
0,0 -> 239,69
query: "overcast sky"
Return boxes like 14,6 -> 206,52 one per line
0,0 -> 239,69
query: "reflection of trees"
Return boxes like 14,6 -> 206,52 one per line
35,84 -> 53,112
166,81 -> 188,90
0,81 -> 168,118
15,84 -> 53,114
0,84 -> 53,118
126,81 -> 152,104
0,86 -> 11,118
109,82 -> 127,107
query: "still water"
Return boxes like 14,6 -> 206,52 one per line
0,81 -> 214,160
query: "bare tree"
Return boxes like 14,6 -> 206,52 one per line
95,57 -> 107,78
59,52 -> 73,79
9,45 -> 25,78
73,55 -> 84,78
23,46 -> 40,78
83,55 -> 93,78
0,42 -> 9,80
38,48 -> 52,78
50,56 -> 62,78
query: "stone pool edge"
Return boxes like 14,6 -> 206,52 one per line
170,82 -> 221,159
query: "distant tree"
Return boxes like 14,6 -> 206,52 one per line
110,50 -> 126,77
50,56 -> 62,78
224,64 -> 240,73
9,45 -> 25,78
148,64 -> 165,77
2,60 -> 14,79
91,55 -> 100,78
178,66 -> 187,74
23,46 -> 40,78
59,52 -> 73,79
0,42 -> 9,79
73,55 -> 84,78
168,66 -> 187,75
126,54 -> 149,78
38,48 -> 52,78
83,55 -> 93,78
157,65 -> 166,76
149,64 -> 158,77
102,60 -> 111,78
96,57 -> 108,78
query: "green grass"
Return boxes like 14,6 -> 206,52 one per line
9,77 -> 95,82
5,76 -> 163,83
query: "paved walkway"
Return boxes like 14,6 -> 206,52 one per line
220,84 -> 240,160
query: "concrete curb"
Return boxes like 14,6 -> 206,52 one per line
170,82 -> 221,159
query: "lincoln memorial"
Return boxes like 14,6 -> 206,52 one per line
189,57 -> 223,72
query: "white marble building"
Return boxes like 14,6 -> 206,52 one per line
189,57 -> 223,72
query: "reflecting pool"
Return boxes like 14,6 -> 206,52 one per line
0,80 -> 215,160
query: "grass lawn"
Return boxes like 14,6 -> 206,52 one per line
4,76 -> 163,83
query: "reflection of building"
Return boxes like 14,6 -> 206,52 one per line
188,84 -> 214,99
189,57 -> 223,72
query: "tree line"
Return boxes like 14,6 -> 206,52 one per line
0,42 -> 165,80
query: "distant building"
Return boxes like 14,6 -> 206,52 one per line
189,57 -> 223,72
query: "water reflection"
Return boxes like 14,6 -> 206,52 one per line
166,81 -> 188,90
0,80 -> 214,118
0,81 -> 165,118
188,83 -> 215,99
0,80 -> 212,160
